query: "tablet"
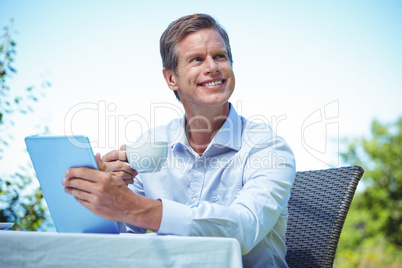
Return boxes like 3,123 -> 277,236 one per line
25,135 -> 119,234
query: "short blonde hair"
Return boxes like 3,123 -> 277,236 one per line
160,14 -> 233,101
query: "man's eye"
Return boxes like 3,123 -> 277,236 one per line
215,54 -> 227,60
192,57 -> 203,62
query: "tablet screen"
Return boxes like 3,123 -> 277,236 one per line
25,135 -> 119,234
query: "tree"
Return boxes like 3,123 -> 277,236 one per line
0,19 -> 50,231
334,117 -> 402,267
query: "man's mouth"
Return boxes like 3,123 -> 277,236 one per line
200,80 -> 225,87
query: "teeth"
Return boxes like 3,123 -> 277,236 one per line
204,80 -> 223,87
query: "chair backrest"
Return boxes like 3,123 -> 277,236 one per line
285,166 -> 364,267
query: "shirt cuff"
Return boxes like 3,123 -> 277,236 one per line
157,198 -> 192,236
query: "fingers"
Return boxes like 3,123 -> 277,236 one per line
65,166 -> 107,184
62,174 -> 97,192
106,161 -> 137,176
100,147 -> 137,185
64,185 -> 92,201
122,178 -> 134,185
66,187 -> 105,218
95,153 -> 109,172
102,148 -> 128,163
112,170 -> 135,185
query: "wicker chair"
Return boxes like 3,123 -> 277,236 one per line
285,166 -> 364,267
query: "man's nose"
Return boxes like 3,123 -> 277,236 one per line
203,57 -> 220,75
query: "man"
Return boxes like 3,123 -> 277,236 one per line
63,14 -> 295,267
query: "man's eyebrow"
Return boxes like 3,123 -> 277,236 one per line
183,51 -> 203,61
215,49 -> 228,55
184,48 -> 227,58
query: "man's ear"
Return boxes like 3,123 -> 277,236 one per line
162,68 -> 179,91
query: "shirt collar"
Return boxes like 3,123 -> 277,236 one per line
210,103 -> 242,151
172,102 -> 242,152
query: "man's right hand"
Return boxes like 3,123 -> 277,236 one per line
101,144 -> 138,185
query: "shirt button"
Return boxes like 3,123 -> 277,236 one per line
196,161 -> 202,168
191,197 -> 197,203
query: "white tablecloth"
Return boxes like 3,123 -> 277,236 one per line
0,231 -> 242,267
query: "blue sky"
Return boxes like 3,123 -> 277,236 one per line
1,0 -> 401,173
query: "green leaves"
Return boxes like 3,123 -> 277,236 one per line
0,18 -> 50,231
335,117 -> 402,267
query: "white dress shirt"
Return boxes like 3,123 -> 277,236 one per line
124,103 -> 296,267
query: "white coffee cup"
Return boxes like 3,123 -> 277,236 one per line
126,142 -> 168,173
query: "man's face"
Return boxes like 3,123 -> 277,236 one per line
164,29 -> 235,110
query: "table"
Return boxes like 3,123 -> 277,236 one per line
0,231 -> 242,267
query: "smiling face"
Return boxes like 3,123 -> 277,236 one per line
163,29 -> 235,112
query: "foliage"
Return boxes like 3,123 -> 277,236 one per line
0,19 -> 50,231
334,117 -> 402,267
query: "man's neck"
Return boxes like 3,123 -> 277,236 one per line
184,102 -> 230,156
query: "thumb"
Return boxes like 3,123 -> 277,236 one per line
95,153 -> 109,172
120,144 -> 126,151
